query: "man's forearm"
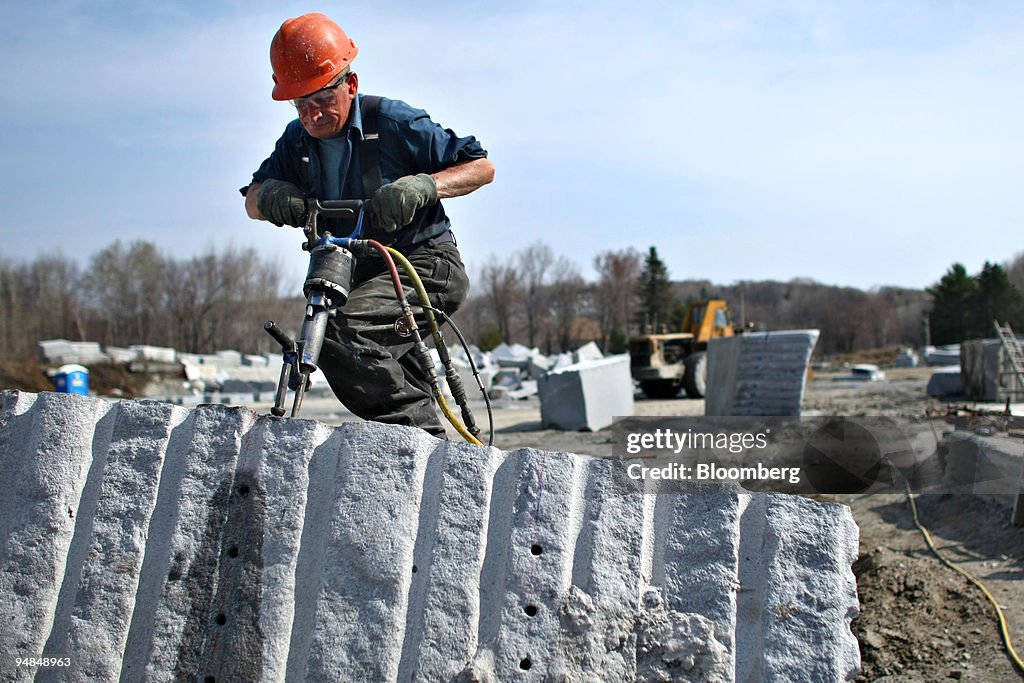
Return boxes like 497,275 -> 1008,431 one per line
245,181 -> 266,220
246,158 -> 494,221
432,158 -> 495,199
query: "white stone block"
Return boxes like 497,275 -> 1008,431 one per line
572,341 -> 604,364
129,345 -> 177,364
215,350 -> 244,366
538,355 -> 634,431
37,339 -> 110,365
105,347 -> 136,364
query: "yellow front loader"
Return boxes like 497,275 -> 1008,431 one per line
628,300 -> 735,399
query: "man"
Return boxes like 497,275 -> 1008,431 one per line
242,13 -> 494,437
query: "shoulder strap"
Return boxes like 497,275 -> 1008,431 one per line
359,95 -> 384,198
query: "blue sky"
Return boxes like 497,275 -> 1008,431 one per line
1,1 -> 1022,292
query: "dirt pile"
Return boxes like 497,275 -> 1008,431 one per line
0,361 -> 53,393
847,491 -> 1024,682
853,546 -> 999,680
0,361 -> 152,398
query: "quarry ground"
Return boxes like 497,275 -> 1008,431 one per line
466,367 -> 1024,682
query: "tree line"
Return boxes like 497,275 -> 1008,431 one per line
2,240 -> 1022,363
0,241 -> 291,361
453,244 -> 1024,357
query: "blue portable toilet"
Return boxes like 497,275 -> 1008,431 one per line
54,364 -> 90,395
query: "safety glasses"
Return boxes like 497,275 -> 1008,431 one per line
291,72 -> 350,111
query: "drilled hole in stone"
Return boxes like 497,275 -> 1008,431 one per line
216,613 -> 226,626
205,677 -> 215,683
520,657 -> 532,670
238,484 -> 250,498
412,565 -> 418,573
530,544 -> 542,556
228,546 -> 239,558
524,605 -> 538,617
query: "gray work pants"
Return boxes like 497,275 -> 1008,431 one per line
318,241 -> 469,437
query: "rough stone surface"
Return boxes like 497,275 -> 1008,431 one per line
538,355 -> 634,431
961,337 -> 1024,402
0,390 -> 859,682
942,429 -> 1024,509
705,330 -> 820,417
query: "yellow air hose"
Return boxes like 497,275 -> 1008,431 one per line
904,482 -> 1024,673
385,246 -> 483,446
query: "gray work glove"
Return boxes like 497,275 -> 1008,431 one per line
369,173 -> 438,232
256,179 -> 308,227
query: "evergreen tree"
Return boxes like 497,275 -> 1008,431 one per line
928,262 -> 1024,344
607,326 -> 628,354
970,261 -> 1024,336
637,246 -> 677,332
927,263 -> 977,345
477,324 -> 504,352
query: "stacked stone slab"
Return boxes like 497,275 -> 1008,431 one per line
705,330 -> 820,417
538,355 -> 634,431
0,391 -> 859,682
36,339 -> 110,365
129,345 -> 178,364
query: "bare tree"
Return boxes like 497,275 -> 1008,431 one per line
593,247 -> 642,352
478,257 -> 522,343
0,254 -> 86,360
517,242 -> 555,348
546,257 -> 586,353
81,241 -> 167,346
447,295 -> 491,349
27,255 -> 85,343
0,256 -> 31,360
852,291 -> 897,350
164,245 -> 286,353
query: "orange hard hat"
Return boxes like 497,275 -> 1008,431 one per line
270,13 -> 358,101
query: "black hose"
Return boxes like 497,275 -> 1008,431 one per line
428,306 -> 495,448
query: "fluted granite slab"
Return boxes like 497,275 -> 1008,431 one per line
706,330 -> 820,417
0,391 -> 859,682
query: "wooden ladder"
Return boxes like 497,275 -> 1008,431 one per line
994,321 -> 1024,400
994,321 -> 1024,526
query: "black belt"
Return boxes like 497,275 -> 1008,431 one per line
359,230 -> 456,261
405,230 -> 456,256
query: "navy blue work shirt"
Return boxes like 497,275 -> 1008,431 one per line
251,94 -> 487,251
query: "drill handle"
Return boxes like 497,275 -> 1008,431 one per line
264,320 -> 296,353
304,199 -> 369,248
